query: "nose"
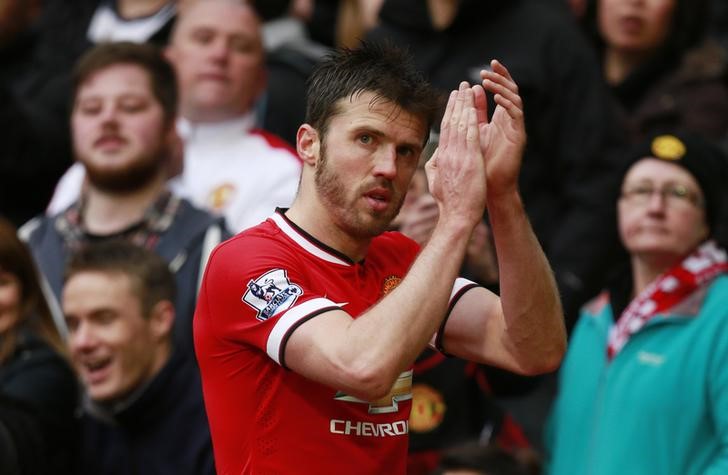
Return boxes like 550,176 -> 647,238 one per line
208,37 -> 231,63
95,103 -> 123,129
372,146 -> 398,180
645,189 -> 667,213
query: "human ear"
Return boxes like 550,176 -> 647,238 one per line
148,300 -> 175,341
296,124 -> 320,167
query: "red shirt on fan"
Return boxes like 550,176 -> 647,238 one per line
194,209 -> 477,474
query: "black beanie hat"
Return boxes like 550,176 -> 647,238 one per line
621,133 -> 728,247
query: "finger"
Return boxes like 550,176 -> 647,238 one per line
465,107 -> 480,154
482,77 -> 523,112
493,93 -> 524,121
481,61 -> 519,97
490,59 -> 513,81
439,91 -> 457,148
473,84 -> 488,126
451,82 -> 469,145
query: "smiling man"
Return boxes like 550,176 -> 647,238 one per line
194,42 -> 566,474
62,241 -> 214,475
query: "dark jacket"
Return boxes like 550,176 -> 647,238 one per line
77,350 -> 214,475
0,328 -> 79,474
20,198 -> 229,354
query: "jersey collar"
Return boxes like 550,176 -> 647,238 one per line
271,209 -> 355,266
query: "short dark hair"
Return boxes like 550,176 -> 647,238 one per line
65,241 -> 176,317
72,41 -> 178,125
305,41 -> 441,144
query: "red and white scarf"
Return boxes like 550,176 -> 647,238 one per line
607,240 -> 728,360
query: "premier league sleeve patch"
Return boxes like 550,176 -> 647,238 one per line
242,269 -> 304,321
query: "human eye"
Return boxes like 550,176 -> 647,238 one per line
666,184 -> 689,200
119,97 -> 148,113
229,36 -> 255,53
358,134 -> 373,145
624,183 -> 653,199
397,145 -> 418,160
191,28 -> 214,45
65,316 -> 79,334
76,99 -> 102,115
93,310 -> 117,326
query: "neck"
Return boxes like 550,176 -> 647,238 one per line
603,47 -> 650,85
82,174 -> 166,235
116,0 -> 169,19
286,193 -> 372,263
630,252 -> 680,295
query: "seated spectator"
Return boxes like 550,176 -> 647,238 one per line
62,241 -> 214,475
583,0 -> 728,145
49,0 -> 302,232
545,133 -> 728,474
0,216 -> 78,474
20,42 -> 229,353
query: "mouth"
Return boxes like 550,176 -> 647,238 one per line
93,135 -> 126,151
79,357 -> 112,385
198,72 -> 230,83
618,15 -> 644,34
364,188 -> 393,212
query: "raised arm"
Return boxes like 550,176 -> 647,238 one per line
285,83 -> 489,401
440,60 -> 566,374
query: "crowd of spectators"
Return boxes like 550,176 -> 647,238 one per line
1,0 -> 728,473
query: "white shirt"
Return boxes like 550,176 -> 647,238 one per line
47,113 -> 301,232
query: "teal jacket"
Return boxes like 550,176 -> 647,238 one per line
545,275 -> 728,475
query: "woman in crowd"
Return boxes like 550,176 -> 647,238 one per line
584,0 -> 728,144
0,216 -> 78,474
545,133 -> 728,474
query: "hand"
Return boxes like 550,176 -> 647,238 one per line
426,82 -> 487,227
476,60 -> 526,200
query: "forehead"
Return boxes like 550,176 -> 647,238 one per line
76,63 -> 154,99
329,91 -> 428,144
63,271 -> 138,312
175,0 -> 260,37
623,157 -> 700,188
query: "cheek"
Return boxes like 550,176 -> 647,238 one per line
597,0 -> 619,36
646,1 -> 675,43
129,117 -> 165,147
72,117 -> 96,148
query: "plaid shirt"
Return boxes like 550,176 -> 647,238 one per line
54,190 -> 182,252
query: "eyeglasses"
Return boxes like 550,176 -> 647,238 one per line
620,183 -> 704,208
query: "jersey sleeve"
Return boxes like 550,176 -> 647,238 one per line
428,277 -> 482,353
195,232 -> 340,366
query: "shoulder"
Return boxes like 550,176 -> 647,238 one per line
17,214 -> 55,244
249,129 -> 302,162
582,291 -> 611,316
207,219 -> 297,269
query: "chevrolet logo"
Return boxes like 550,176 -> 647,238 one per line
334,370 -> 413,414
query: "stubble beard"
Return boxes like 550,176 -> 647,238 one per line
314,142 -> 405,239
81,143 -> 167,194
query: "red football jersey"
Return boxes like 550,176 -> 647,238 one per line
194,210 -> 477,474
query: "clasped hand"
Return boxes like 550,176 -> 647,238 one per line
426,60 -> 526,226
